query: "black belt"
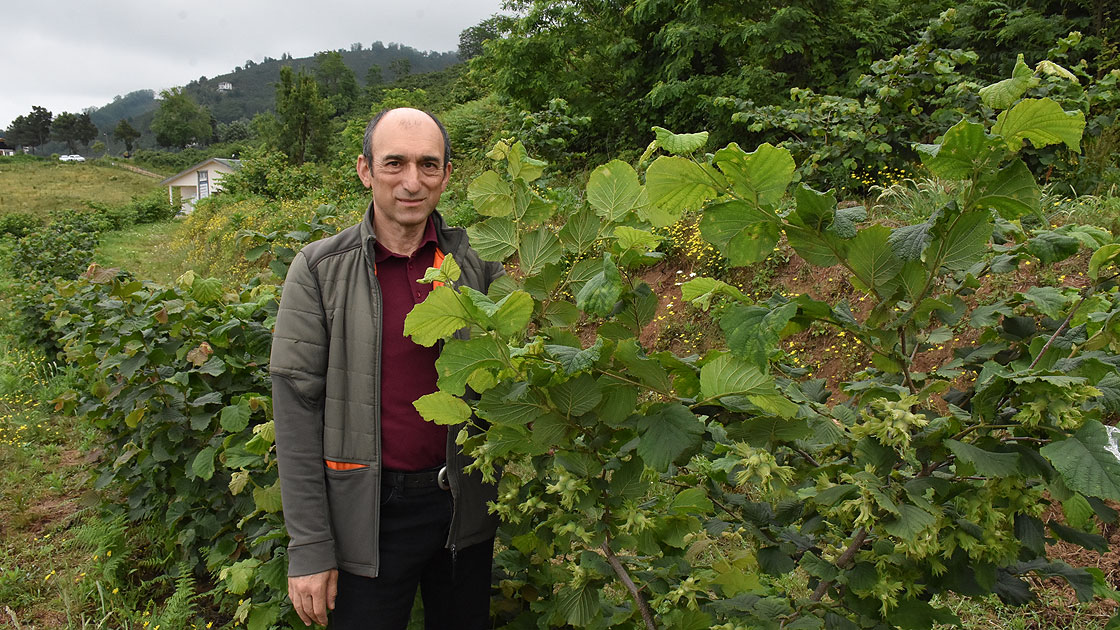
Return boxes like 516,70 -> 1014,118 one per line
382,465 -> 450,491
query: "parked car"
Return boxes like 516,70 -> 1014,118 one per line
59,154 -> 85,162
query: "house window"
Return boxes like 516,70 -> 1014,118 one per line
198,170 -> 210,198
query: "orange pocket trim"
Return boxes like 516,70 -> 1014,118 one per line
325,460 -> 369,471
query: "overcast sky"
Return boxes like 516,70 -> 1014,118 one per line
1,0 -> 506,131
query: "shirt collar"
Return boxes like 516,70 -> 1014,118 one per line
373,216 -> 438,263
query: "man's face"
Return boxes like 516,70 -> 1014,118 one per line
356,109 -> 451,233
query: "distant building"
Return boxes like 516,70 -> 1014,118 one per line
0,138 -> 15,156
217,82 -> 233,91
160,157 -> 241,213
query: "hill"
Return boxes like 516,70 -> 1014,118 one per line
87,42 -> 459,144
0,156 -> 161,220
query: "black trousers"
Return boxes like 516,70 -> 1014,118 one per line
330,482 -> 494,630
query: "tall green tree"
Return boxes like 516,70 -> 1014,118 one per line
314,50 -> 359,115
458,16 -> 504,60
150,87 -> 213,148
389,57 -> 412,81
5,106 -> 53,152
51,111 -> 99,153
112,119 -> 141,155
274,66 -> 331,164
479,0 -> 947,154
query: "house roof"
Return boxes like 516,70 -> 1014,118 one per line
160,157 -> 242,185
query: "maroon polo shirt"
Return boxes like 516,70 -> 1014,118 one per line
373,218 -> 447,471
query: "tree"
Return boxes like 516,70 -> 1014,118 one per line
151,87 -> 213,148
5,106 -> 53,152
113,119 -> 141,155
458,16 -> 505,61
51,112 -> 99,153
389,57 -> 412,81
313,50 -> 359,115
366,64 -> 383,87
274,66 -> 331,164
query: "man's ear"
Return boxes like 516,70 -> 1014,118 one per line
356,155 -> 374,189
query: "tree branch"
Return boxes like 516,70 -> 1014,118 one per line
810,528 -> 869,602
600,540 -> 658,630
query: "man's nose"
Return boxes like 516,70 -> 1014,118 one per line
401,164 -> 422,191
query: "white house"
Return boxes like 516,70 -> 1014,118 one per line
160,157 -> 241,212
0,139 -> 15,156
217,82 -> 233,91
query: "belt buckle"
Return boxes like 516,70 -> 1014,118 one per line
437,466 -> 450,491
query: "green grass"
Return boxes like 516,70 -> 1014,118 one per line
94,220 -> 190,284
0,157 -> 161,221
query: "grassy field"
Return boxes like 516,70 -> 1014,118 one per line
95,219 -> 191,284
0,157 -> 161,220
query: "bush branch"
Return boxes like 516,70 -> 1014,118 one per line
600,539 -> 658,630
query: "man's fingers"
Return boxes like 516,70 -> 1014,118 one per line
327,569 -> 339,610
311,590 -> 329,626
291,594 -> 313,627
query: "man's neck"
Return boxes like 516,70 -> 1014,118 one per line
372,214 -> 429,257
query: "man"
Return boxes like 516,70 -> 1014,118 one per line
270,107 -> 503,628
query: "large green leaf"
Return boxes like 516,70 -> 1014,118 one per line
786,227 -> 846,267
192,446 -> 216,481
1022,286 -> 1069,319
587,159 -> 644,222
506,141 -> 546,182
945,440 -> 1021,477
917,119 -> 1005,180
978,54 -> 1035,110
253,481 -> 283,513
1041,421 -> 1120,502
220,399 -> 251,433
559,207 -> 603,256
434,337 -> 508,396
721,303 -> 798,369
652,126 -> 709,155
613,339 -> 673,392
700,353 -> 798,417
557,582 -> 599,626
645,156 -> 719,227
548,374 -> 602,417
712,142 -> 794,208
635,403 -> 705,472
414,391 -> 473,425
992,97 -> 1086,152
699,200 -> 782,267
888,221 -> 932,262
519,227 -> 563,276
467,170 -> 515,217
404,286 -> 470,347
466,217 -> 518,261
973,159 -> 1040,219
680,277 -> 747,310
477,382 -> 551,426
1089,244 -> 1120,280
940,211 -> 993,272
882,503 -> 936,539
546,338 -> 604,375
848,225 -> 902,291
1028,231 -> 1081,265
576,255 -> 623,317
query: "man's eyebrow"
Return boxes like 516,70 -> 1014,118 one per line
378,153 -> 443,163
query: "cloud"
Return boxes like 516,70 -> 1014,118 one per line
1,0 -> 505,129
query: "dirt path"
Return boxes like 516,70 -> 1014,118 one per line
110,161 -> 163,179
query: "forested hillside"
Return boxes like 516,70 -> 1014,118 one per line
3,0 -> 1120,628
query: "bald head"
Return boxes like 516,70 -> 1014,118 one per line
362,107 -> 451,168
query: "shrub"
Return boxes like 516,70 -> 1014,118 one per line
0,213 -> 42,239
130,189 -> 178,224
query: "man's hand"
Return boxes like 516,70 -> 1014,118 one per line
289,569 -> 338,627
